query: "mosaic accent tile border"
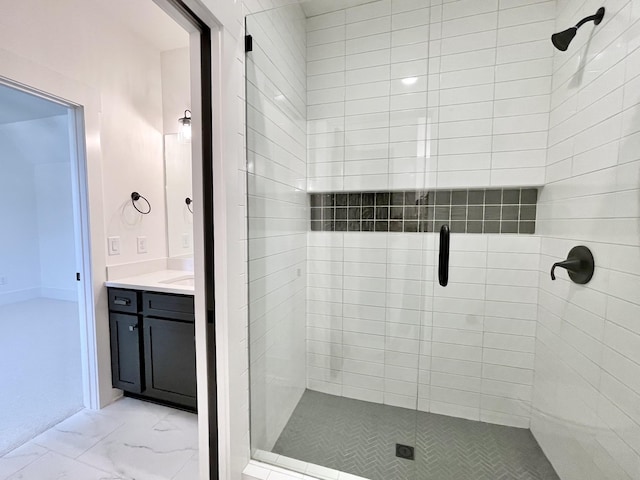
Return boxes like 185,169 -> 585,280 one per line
309,188 -> 538,234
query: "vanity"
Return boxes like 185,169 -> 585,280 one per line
106,270 -> 196,411
105,132 -> 196,410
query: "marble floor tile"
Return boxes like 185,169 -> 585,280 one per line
157,409 -> 198,436
77,412 -> 197,480
0,442 -> 47,480
172,452 -> 199,480
6,451 -> 122,480
1,398 -> 199,480
99,397 -> 174,429
31,410 -> 123,459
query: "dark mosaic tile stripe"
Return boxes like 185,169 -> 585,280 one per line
310,188 -> 538,234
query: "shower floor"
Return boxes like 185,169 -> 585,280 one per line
272,390 -> 559,480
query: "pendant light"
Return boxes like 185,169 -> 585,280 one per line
178,109 -> 191,141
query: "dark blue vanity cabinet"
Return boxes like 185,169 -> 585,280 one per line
108,288 -> 197,410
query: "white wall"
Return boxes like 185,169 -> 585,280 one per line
0,0 -> 169,268
0,114 -> 77,304
306,0 -> 554,192
532,0 -> 640,479
246,3 -> 308,452
161,47 -> 191,136
34,157 -> 77,301
0,124 -> 42,303
31,115 -> 77,301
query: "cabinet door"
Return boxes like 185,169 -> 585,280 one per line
143,317 -> 197,408
109,313 -> 143,393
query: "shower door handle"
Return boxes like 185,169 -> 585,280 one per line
438,224 -> 450,287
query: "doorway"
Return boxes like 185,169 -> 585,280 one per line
0,82 -> 90,456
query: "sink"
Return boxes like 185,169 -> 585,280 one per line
160,275 -> 195,287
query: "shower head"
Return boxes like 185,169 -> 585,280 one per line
551,28 -> 577,51
551,7 -> 605,51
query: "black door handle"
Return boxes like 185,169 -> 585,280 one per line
439,224 -> 450,287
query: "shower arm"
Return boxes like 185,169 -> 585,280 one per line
575,7 -> 605,29
575,13 -> 600,28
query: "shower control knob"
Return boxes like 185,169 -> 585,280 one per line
550,246 -> 594,284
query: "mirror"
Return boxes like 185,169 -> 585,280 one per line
164,133 -> 193,258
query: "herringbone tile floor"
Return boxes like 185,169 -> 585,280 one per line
272,390 -> 559,480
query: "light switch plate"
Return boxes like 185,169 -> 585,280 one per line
182,233 -> 190,248
108,236 -> 120,256
137,236 -> 148,254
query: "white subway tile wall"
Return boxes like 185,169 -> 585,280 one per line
306,0 -> 554,193
307,231 -> 541,427
246,5 -> 308,453
533,0 -> 640,479
304,0 -> 553,429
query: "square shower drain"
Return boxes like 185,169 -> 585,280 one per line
395,444 -> 415,460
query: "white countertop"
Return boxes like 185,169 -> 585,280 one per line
105,270 -> 194,295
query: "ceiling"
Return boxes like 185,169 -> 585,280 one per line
300,0 -> 380,18
0,83 -> 67,126
91,0 -> 189,52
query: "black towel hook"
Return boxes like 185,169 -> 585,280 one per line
185,197 -> 193,213
131,192 -> 151,215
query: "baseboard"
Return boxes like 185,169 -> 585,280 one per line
0,288 -> 40,306
40,287 -> 77,302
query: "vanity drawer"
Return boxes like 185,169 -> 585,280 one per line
108,288 -> 139,314
142,292 -> 194,321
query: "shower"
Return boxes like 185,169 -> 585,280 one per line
245,1 -> 640,479
551,7 -> 605,51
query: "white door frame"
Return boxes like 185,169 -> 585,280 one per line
149,2 -> 226,478
0,50 -> 110,410
66,105 -> 100,409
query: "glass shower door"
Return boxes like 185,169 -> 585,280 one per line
245,2 -> 433,478
245,3 -> 309,466
416,0 -> 553,477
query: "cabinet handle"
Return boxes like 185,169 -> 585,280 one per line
128,324 -> 138,332
114,297 -> 131,306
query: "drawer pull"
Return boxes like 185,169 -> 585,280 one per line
128,324 -> 138,332
114,297 -> 131,306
